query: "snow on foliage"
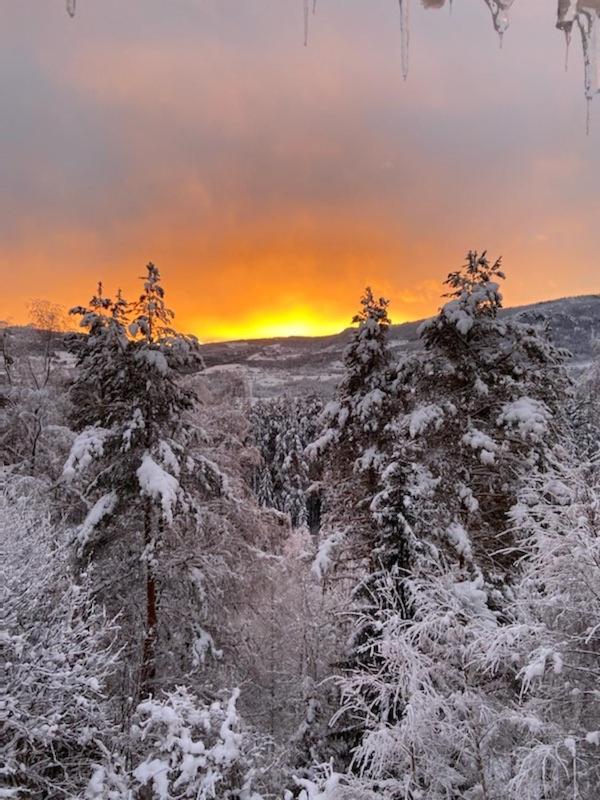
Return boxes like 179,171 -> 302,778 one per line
2,495 -> 119,800
135,347 -> 169,375
293,767 -> 342,800
76,490 -> 118,552
128,687 -> 262,800
137,452 -> 180,525
312,529 -> 346,580
462,427 -> 498,464
446,520 -> 473,559
497,397 -> 552,441
405,403 -> 445,438
320,253 -> 572,795
63,426 -> 110,480
5,253 -> 595,800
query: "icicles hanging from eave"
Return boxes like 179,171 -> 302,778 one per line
556,1 -> 600,132
66,0 -> 76,17
399,0 -> 410,81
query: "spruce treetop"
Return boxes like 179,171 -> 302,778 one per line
342,286 -> 391,397
421,250 -> 505,346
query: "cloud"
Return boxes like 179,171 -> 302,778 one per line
1,0 -> 599,339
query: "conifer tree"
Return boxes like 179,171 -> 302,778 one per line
473,449 -> 600,800
309,287 -> 393,572
325,254 -> 572,795
302,288 -> 394,768
65,263 -> 210,699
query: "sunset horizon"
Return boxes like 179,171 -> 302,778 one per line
2,256 -> 597,343
2,1 -> 598,342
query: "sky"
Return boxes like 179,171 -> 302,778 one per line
1,0 -> 599,340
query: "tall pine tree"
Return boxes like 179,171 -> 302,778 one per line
65,264 -> 210,699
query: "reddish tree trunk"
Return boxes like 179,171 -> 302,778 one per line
140,502 -> 157,698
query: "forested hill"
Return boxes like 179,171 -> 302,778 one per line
3,294 -> 599,399
198,295 -> 600,396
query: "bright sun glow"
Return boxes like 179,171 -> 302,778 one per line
200,307 -> 353,342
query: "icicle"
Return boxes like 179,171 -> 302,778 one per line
313,0 -> 317,14
586,96 -> 592,135
303,0 -> 310,46
577,8 -> 600,135
565,29 -> 572,72
449,0 -> 453,16
399,0 -> 410,82
66,0 -> 76,17
483,0 -> 514,44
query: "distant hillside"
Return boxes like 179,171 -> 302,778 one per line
3,295 -> 599,398
197,295 -> 600,396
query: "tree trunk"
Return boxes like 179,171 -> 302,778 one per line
139,502 -> 157,698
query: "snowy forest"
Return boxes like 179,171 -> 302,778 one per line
2,254 -> 600,799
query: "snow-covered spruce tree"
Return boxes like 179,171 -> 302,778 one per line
309,287 -> 393,573
329,253 -> 572,797
67,282 -> 131,432
471,449 -> 600,800
301,288 -> 394,768
2,491 -> 119,800
65,264 -> 210,700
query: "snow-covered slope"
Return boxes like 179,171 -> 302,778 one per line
199,295 -> 600,396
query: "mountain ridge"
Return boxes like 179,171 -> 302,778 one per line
196,294 -> 600,397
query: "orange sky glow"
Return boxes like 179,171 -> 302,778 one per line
1,1 -> 598,341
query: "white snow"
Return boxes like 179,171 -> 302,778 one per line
406,404 -> 444,437
295,771 -> 341,800
121,407 -> 145,451
136,349 -> 169,375
63,427 -> 111,481
356,388 -> 385,421
452,577 -> 492,619
520,647 -> 563,690
213,689 -> 242,766
462,428 -> 497,465
497,397 -> 552,441
312,530 -> 346,579
158,440 -> 181,477
137,453 -> 180,524
76,491 -> 118,551
447,521 -> 473,560
133,759 -> 169,800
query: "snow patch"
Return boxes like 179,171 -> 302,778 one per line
137,453 -> 180,524
497,397 -> 551,441
63,427 -> 110,480
76,491 -> 118,551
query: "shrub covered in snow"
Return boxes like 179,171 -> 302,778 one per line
2,495 -> 119,800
